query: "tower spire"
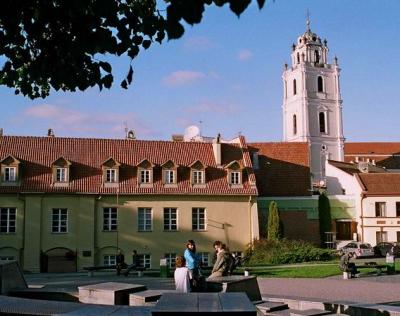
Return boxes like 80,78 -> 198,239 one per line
306,9 -> 311,32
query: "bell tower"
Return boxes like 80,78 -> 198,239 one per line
282,17 -> 344,184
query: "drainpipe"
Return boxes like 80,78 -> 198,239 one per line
360,192 -> 366,242
249,195 -> 253,246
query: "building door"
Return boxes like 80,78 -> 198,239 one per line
45,248 -> 77,273
336,221 -> 352,240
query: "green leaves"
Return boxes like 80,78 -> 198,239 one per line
0,0 -> 268,98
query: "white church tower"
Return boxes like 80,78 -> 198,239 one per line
282,17 -> 344,185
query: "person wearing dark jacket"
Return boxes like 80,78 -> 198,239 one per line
124,250 -> 141,276
116,249 -> 125,276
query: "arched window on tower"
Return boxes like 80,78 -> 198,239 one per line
297,52 -> 300,64
319,112 -> 327,134
293,79 -> 297,95
293,114 -> 297,135
315,50 -> 320,64
317,76 -> 324,92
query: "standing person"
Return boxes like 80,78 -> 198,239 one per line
208,241 -> 230,279
339,252 -> 357,278
124,250 -> 141,277
115,249 -> 125,276
184,240 -> 200,290
174,256 -> 190,293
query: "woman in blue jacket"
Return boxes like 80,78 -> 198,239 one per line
184,239 -> 200,290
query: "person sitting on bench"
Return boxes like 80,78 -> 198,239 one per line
339,252 -> 358,277
124,250 -> 141,276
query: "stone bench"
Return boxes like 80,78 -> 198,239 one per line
152,292 -> 257,315
78,282 -> 146,305
256,301 -> 289,315
129,289 -> 178,306
206,275 -> 262,302
83,265 -> 116,277
266,308 -> 333,316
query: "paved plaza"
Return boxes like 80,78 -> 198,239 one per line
24,272 -> 400,305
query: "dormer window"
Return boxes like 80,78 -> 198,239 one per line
106,169 -> 118,183
102,158 -> 120,187
1,155 -> 21,186
137,159 -> 153,187
161,160 -> 177,186
189,161 -> 206,186
225,161 -> 243,187
52,157 -> 71,186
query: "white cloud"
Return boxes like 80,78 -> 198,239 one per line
237,49 -> 253,61
21,104 -> 154,137
184,100 -> 239,115
183,36 -> 213,51
162,70 -> 206,86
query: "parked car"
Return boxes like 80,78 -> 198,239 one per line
373,242 -> 400,257
339,242 -> 374,258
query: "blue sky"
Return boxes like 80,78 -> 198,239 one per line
0,0 -> 399,142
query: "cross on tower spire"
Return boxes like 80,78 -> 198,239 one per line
306,9 -> 311,32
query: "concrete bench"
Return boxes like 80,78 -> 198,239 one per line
256,301 -> 289,314
152,292 -> 257,315
266,309 -> 333,316
78,282 -> 146,305
206,275 -> 262,302
129,289 -> 178,306
83,265 -> 116,277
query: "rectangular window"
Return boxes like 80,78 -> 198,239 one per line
396,202 -> 400,217
198,252 -> 209,267
319,112 -> 327,134
230,171 -> 240,185
376,231 -> 388,243
138,254 -> 151,269
52,208 -> 68,233
103,207 -> 117,231
56,168 -> 67,182
164,170 -> 174,184
165,253 -> 176,268
164,208 -> 178,231
106,169 -> 117,183
192,208 -> 206,231
193,171 -> 204,184
0,207 -> 16,233
103,255 -> 116,266
0,256 -> 14,261
140,170 -> 151,184
397,231 -> 400,242
4,167 -> 16,182
138,208 -> 152,231
375,202 -> 386,217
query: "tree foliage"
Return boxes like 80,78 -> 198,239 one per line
0,0 -> 266,99
318,192 -> 332,246
267,200 -> 280,241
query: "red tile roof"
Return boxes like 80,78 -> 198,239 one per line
249,142 -> 311,196
0,136 -> 257,196
357,173 -> 400,195
345,142 -> 400,169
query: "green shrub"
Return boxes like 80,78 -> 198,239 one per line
245,238 -> 335,265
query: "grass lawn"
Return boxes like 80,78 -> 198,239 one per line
236,260 -> 400,278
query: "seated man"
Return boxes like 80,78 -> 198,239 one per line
124,250 -> 141,276
208,241 -> 231,279
339,252 -> 357,277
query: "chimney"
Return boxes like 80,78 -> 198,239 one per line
212,133 -> 222,166
47,128 -> 55,137
126,130 -> 136,140
171,134 -> 184,142
0,128 -> 3,136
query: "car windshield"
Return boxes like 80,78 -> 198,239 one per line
360,244 -> 372,249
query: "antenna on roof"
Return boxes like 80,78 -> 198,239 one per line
0,128 -> 3,137
123,121 -> 128,138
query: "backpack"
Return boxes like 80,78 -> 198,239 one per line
227,254 -> 239,276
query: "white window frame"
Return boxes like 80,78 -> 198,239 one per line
106,169 -> 117,183
192,170 -> 204,185
140,169 -> 151,184
0,207 -> 16,233
4,167 -> 16,182
376,231 -> 388,244
103,254 -> 116,266
198,252 -> 209,267
164,208 -> 178,231
56,167 -> 67,182
164,170 -> 175,184
165,253 -> 177,268
138,254 -> 151,269
103,207 -> 117,231
230,171 -> 241,185
52,208 -> 68,233
192,208 -> 206,231
375,202 -> 386,218
138,208 -> 152,232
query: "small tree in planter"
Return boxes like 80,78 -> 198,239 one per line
267,201 -> 280,241
318,192 -> 332,247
